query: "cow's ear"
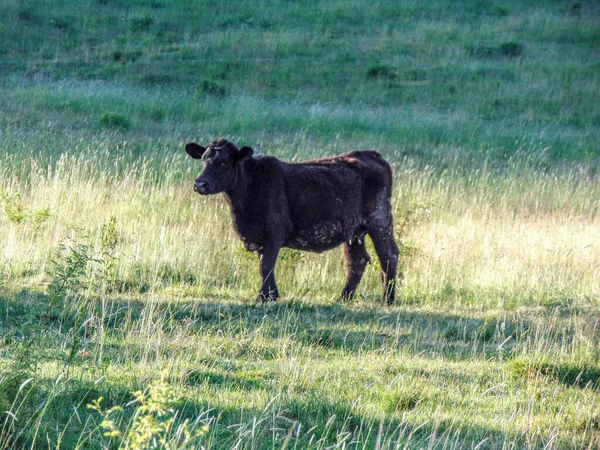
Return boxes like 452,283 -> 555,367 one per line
238,146 -> 254,162
185,142 -> 206,159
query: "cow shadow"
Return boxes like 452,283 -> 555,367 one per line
125,295 -> 538,361
0,288 -> 550,363
1,288 -> 596,389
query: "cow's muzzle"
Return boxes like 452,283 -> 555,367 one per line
194,180 -> 209,194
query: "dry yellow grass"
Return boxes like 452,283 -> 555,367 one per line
2,155 -> 598,310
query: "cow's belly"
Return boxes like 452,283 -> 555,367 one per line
283,218 -> 364,253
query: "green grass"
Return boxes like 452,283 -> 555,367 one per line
1,291 -> 599,448
1,0 -> 599,165
0,0 -> 599,448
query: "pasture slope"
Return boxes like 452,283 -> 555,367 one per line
0,0 -> 599,448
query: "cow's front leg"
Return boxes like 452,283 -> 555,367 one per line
256,245 -> 280,302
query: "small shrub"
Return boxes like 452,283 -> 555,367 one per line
131,16 -> 154,32
97,216 -> 120,291
50,16 -> 73,31
99,112 -> 132,130
395,200 -> 433,265
112,50 -> 143,63
366,64 -> 397,80
0,192 -> 49,229
47,243 -> 94,313
493,5 -> 509,16
88,381 -> 209,448
0,192 -> 27,224
100,216 -> 118,253
30,207 -> 50,230
500,42 -> 523,57
199,79 -> 227,97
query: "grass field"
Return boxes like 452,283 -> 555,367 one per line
1,0 -> 599,448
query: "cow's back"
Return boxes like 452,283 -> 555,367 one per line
285,150 -> 391,213
275,151 -> 393,251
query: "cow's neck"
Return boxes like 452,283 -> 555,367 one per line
223,189 -> 246,216
223,164 -> 252,216
222,165 -> 260,248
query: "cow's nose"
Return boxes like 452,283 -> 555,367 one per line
194,180 -> 208,194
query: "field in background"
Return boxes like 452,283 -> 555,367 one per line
0,0 -> 599,449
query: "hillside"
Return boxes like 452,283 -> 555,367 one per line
1,0 -> 598,165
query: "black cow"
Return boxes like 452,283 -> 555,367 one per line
185,138 -> 400,304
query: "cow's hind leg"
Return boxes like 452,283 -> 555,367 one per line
368,227 -> 399,304
367,205 -> 400,304
341,239 -> 370,301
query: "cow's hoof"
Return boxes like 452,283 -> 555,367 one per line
340,291 -> 355,303
256,292 -> 278,303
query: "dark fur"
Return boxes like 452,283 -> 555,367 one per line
185,138 -> 400,304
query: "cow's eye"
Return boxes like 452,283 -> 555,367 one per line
219,160 -> 228,167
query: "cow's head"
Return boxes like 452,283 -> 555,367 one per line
185,138 -> 254,195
